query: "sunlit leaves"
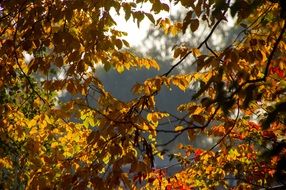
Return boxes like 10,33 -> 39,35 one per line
227,148 -> 240,161
158,18 -> 182,36
0,157 -> 13,169
147,112 -> 169,128
171,75 -> 190,91
80,110 -> 99,128
132,74 -> 192,97
173,45 -> 190,59
111,52 -> 160,73
211,125 -> 226,136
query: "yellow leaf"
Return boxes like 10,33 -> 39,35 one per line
193,107 -> 203,115
147,113 -> 158,124
51,142 -> 58,148
0,157 -> 13,169
172,77 -> 189,91
45,115 -> 53,124
175,125 -> 184,131
146,95 -> 155,109
141,122 -> 150,131
116,65 -> 125,73
170,25 -> 179,36
27,119 -> 37,128
148,59 -> 160,70
103,154 -> 110,164
227,149 -> 240,161
154,78 -> 162,90
29,127 -> 38,135
132,83 -> 143,95
192,48 -> 201,57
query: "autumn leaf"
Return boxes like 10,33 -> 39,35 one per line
194,149 -> 203,158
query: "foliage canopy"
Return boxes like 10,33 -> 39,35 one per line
0,0 -> 286,189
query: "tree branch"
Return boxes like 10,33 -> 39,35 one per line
156,105 -> 220,147
247,20 -> 286,83
163,0 -> 230,77
12,1 -> 50,106
208,103 -> 240,152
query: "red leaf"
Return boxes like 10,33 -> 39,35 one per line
194,149 -> 203,160
165,184 -> 172,190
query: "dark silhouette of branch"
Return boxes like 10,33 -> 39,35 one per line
163,50 -> 193,76
167,105 -> 240,177
12,1 -> 50,106
14,52 -> 49,105
224,177 -> 265,188
232,5 -> 272,46
208,102 -> 240,152
163,0 -> 231,77
156,105 -> 220,147
260,184 -> 286,190
205,41 -> 219,57
246,20 -> 286,84
226,21 -> 286,103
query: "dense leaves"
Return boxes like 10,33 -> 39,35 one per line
0,0 -> 286,189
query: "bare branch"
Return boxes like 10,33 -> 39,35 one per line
156,105 -> 220,147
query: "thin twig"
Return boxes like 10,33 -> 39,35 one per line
14,52 -> 48,105
162,0 -> 230,77
208,103 -> 240,152
157,105 -> 220,147
205,41 -> 219,57
232,5 -> 273,46
247,20 -> 286,83
12,2 -> 49,106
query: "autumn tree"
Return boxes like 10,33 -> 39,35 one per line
0,0 -> 286,189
